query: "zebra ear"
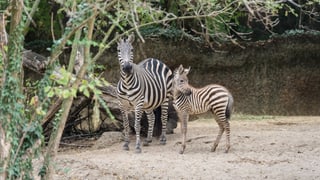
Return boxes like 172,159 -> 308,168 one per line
117,38 -> 123,50
184,66 -> 191,75
178,64 -> 184,74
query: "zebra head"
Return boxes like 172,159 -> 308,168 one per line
174,64 -> 192,96
117,34 -> 134,74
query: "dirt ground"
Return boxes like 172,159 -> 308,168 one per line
53,116 -> 320,180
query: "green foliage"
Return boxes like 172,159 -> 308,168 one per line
307,0 -> 320,4
24,0 -> 320,52
0,9 -> 43,180
44,66 -> 109,99
24,0 -> 59,52
45,67 -> 76,98
140,25 -> 185,39
0,1 -> 9,12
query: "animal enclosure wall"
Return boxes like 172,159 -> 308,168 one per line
101,34 -> 320,116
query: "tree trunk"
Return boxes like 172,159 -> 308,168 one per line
1,0 -> 25,179
42,8 -> 97,179
42,96 -> 75,180
0,124 -> 11,179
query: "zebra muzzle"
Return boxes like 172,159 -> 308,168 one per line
122,62 -> 133,74
184,89 -> 192,96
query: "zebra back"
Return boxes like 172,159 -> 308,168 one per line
137,58 -> 173,109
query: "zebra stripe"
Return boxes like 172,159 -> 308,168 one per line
173,64 -> 234,154
116,35 -> 173,153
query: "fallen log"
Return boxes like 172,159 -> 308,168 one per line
22,50 -> 47,74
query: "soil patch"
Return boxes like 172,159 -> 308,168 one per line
53,116 -> 320,179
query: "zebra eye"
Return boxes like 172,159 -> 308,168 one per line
180,79 -> 184,83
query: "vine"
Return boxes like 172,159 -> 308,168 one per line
0,1 -> 43,179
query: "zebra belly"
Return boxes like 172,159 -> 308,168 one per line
142,92 -> 165,110
175,103 -> 209,115
189,107 -> 211,115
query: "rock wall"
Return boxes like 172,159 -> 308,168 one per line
101,35 -> 320,116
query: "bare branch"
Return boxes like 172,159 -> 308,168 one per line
74,46 -> 84,75
23,0 -> 40,35
130,1 -> 145,43
48,12 -> 97,66
51,12 -> 56,41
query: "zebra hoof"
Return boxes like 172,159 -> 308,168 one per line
179,149 -> 185,154
159,136 -> 166,145
179,145 -> 185,154
135,147 -> 142,153
211,144 -> 218,152
224,147 -> 230,153
160,140 -> 166,145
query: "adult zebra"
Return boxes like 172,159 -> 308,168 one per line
116,34 -> 173,153
173,65 -> 234,154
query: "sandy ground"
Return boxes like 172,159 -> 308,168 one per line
54,116 -> 320,180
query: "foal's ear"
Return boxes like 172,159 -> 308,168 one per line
184,66 -> 191,75
117,39 -> 124,51
178,64 -> 184,74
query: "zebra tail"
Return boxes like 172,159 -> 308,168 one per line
225,94 -> 234,120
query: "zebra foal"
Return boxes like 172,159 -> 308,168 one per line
173,65 -> 234,154
116,34 -> 173,153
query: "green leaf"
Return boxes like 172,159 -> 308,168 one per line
88,83 -> 95,90
93,89 -> 102,95
36,107 -> 46,116
62,89 -> 71,99
79,84 -> 86,92
47,89 -> 55,98
44,86 -> 51,93
82,79 -> 88,85
71,88 -> 77,97
83,88 -> 90,97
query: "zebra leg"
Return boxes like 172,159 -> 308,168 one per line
134,105 -> 143,153
159,100 -> 169,145
179,112 -> 189,154
224,120 -> 231,153
121,108 -> 130,151
143,111 -> 155,146
211,118 -> 225,152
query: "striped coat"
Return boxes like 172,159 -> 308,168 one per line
117,35 -> 173,153
173,64 -> 233,154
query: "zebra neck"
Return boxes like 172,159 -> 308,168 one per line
174,91 -> 186,100
120,70 -> 141,90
